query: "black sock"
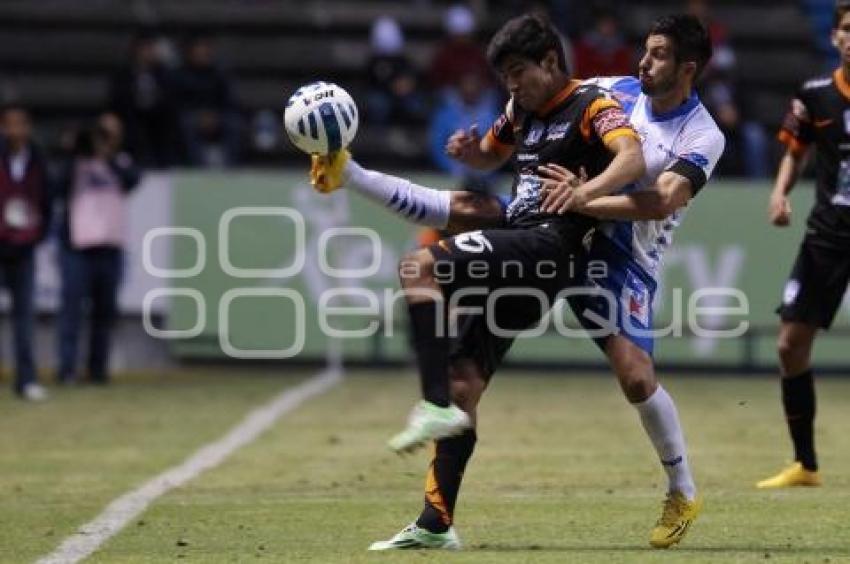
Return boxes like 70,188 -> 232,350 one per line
781,369 -> 817,471
407,301 -> 449,407
416,429 -> 477,533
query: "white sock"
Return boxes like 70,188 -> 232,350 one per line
343,159 -> 451,228
633,385 -> 696,500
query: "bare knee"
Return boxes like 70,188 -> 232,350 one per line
448,359 -> 487,422
777,323 -> 816,376
607,338 -> 657,403
618,362 -> 656,402
398,248 -> 435,289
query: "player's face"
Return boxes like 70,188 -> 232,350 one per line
498,52 -> 561,113
638,34 -> 686,97
832,12 -> 850,65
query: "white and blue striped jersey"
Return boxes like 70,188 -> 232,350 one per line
583,76 -> 726,278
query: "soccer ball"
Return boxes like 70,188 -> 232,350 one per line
284,82 -> 359,155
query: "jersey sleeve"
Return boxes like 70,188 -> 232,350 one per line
581,76 -> 628,90
582,76 -> 640,116
482,98 -> 516,159
666,116 -> 726,195
579,94 -> 639,147
777,87 -> 815,158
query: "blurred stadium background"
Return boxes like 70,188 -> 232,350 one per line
2,1 -> 850,562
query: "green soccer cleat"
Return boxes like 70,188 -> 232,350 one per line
368,523 -> 461,551
388,400 -> 472,453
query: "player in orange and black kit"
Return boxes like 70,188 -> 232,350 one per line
757,2 -> 850,489
384,14 -> 645,538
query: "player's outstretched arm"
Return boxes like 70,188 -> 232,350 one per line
769,147 -> 810,227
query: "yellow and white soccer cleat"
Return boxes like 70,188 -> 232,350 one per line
309,149 -> 350,193
649,492 -> 703,549
756,462 -> 821,489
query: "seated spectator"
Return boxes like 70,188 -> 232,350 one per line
172,36 -> 241,167
109,32 -> 179,168
573,10 -> 633,79
429,70 -> 499,183
0,104 -> 51,401
690,0 -> 769,177
365,17 -> 427,125
55,113 -> 140,385
428,5 -> 493,94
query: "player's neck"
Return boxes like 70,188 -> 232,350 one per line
840,64 -> 850,85
548,75 -> 572,98
649,85 -> 692,115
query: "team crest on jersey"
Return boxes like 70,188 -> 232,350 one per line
791,98 -> 809,121
783,279 -> 800,305
546,121 -> 571,141
525,120 -> 545,144
624,273 -> 650,327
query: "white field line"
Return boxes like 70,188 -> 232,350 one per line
36,367 -> 343,564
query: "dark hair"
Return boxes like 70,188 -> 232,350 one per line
649,14 -> 713,79
73,128 -> 96,157
72,123 -> 111,157
835,1 -> 850,27
487,13 -> 567,73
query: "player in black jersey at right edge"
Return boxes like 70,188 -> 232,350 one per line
757,1 -> 850,489
386,14 -> 645,453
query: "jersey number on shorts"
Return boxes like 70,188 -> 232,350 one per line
454,231 -> 493,253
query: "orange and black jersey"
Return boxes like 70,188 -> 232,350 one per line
484,80 -> 638,229
779,69 -> 850,245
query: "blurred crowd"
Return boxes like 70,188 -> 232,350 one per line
0,106 -> 139,401
0,1 -> 823,398
0,1 -> 778,181
362,0 -> 773,186
109,33 -> 241,168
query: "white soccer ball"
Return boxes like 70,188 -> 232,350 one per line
284,81 -> 359,155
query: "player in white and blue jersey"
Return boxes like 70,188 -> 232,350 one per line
310,13 -> 723,551
546,67 -> 725,358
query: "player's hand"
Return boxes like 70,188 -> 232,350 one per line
538,164 -> 588,214
768,192 -> 792,226
446,124 -> 482,165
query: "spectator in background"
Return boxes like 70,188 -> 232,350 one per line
573,10 -> 633,79
56,113 -> 140,385
689,0 -> 769,177
0,105 -> 51,401
429,69 -> 499,183
428,5 -> 493,93
109,32 -> 179,168
173,36 -> 241,167
365,17 -> 427,125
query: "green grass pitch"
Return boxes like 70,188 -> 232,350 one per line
2,369 -> 849,563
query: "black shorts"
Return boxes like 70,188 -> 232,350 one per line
777,234 -> 850,329
428,224 -> 582,379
